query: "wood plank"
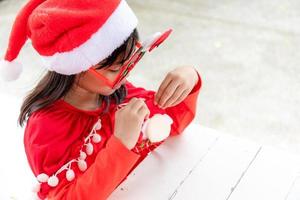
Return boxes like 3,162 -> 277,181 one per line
228,147 -> 300,200
108,124 -> 220,200
286,174 -> 300,200
172,133 -> 261,200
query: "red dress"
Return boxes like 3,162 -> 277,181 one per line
24,72 -> 202,200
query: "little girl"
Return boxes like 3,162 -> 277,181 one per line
1,0 -> 202,199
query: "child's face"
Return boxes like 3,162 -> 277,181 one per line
74,55 -> 129,96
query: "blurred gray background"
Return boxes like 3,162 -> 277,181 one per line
1,0 -> 300,155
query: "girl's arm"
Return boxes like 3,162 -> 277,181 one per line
125,68 -> 202,138
165,70 -> 202,136
25,114 -> 140,200
48,135 -> 140,200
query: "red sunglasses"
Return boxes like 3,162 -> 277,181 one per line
88,28 -> 173,89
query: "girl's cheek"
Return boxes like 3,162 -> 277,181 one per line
83,80 -> 113,95
77,70 -> 120,94
91,81 -> 114,94
76,73 -> 101,91
88,75 -> 117,94
105,71 -> 119,81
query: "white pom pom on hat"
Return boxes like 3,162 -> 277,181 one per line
1,0 -> 138,81
0,59 -> 23,81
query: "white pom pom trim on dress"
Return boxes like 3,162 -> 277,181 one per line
36,119 -> 102,190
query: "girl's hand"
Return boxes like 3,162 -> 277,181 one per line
114,98 -> 150,150
154,66 -> 198,109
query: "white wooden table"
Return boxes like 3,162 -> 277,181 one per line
109,124 -> 300,200
1,94 -> 299,200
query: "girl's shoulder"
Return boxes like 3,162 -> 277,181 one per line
24,99 -> 98,145
27,99 -> 101,124
23,100 -> 102,197
26,100 -> 73,131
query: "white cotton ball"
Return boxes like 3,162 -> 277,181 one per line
48,176 -> 59,187
145,114 -> 173,143
86,143 -> 94,155
66,169 -> 75,181
78,160 -> 87,172
92,133 -> 102,143
37,173 -> 49,183
0,59 -> 23,81
79,151 -> 87,160
31,190 -> 42,200
94,120 -> 102,130
31,183 -> 41,193
163,114 -> 174,124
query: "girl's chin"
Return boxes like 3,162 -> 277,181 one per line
99,88 -> 117,96
99,91 -> 113,96
98,84 -> 123,96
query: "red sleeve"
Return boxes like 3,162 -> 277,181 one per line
48,135 -> 140,200
166,70 -> 202,136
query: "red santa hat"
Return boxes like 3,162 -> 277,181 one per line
0,0 -> 138,81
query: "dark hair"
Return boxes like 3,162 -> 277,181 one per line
18,29 -> 139,127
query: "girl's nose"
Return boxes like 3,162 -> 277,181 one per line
119,79 -> 127,88
120,72 -> 130,85
121,77 -> 127,85
113,78 -> 127,89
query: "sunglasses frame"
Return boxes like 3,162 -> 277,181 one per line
88,28 -> 173,89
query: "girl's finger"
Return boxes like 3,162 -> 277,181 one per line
127,97 -> 138,105
162,84 -> 185,108
138,105 -> 150,119
155,75 -> 172,105
169,89 -> 190,107
158,79 -> 180,108
119,97 -> 137,110
130,98 -> 146,111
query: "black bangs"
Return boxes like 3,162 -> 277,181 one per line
96,29 -> 139,70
